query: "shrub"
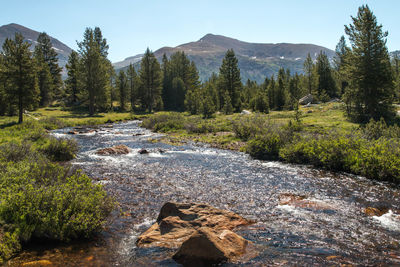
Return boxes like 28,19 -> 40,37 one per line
361,118 -> 400,140
232,114 -> 267,141
0,160 -> 115,245
40,137 -> 78,161
0,229 -> 20,264
280,133 -> 362,171
141,113 -> 185,132
184,120 -> 215,134
246,133 -> 283,160
0,142 -> 37,163
39,117 -> 66,130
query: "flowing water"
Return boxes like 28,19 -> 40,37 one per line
9,121 -> 400,266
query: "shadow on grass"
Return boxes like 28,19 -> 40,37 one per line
0,121 -> 18,129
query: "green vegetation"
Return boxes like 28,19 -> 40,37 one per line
0,115 -> 117,263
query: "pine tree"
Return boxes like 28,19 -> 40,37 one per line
127,64 -> 137,111
344,5 -> 394,122
161,54 -> 172,109
316,51 -> 337,99
218,49 -> 242,112
34,32 -> 62,103
65,50 -> 81,104
303,53 -> 314,94
117,70 -> 128,111
2,33 -> 39,123
138,48 -> 162,112
334,36 -> 350,96
275,68 -> 287,110
78,27 -> 111,115
267,76 -> 276,110
222,90 -> 233,114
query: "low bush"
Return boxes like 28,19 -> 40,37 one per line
0,160 -> 115,260
184,120 -> 215,134
141,112 -> 185,132
40,137 -> 78,161
246,134 -> 283,160
39,117 -> 66,130
232,114 -> 268,141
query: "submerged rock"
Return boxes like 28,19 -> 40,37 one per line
173,227 -> 248,266
138,149 -> 149,154
96,145 -> 130,155
136,202 -> 250,264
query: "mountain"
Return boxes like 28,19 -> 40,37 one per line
0,23 -> 72,75
391,50 -> 400,59
114,34 -> 336,83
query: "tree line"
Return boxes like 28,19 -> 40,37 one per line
0,5 -> 399,123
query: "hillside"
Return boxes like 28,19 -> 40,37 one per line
114,34 -> 336,83
0,23 -> 72,74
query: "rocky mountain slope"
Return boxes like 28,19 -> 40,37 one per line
0,23 -> 72,73
114,34 -> 336,83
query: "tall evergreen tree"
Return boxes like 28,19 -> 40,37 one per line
138,48 -> 162,112
127,64 -> 137,111
334,36 -> 350,96
78,27 -> 111,115
2,33 -> 39,123
34,32 -> 62,104
117,70 -> 128,111
275,68 -> 287,110
344,5 -> 394,122
267,76 -> 276,109
316,51 -> 337,99
303,53 -> 314,94
218,49 -> 242,112
65,50 -> 81,104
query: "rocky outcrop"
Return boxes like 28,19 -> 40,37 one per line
173,227 -> 248,266
299,94 -> 313,105
136,202 -> 250,264
138,149 -> 149,154
364,207 -> 388,217
96,145 -> 130,155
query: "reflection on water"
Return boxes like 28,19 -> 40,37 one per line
9,121 -> 400,266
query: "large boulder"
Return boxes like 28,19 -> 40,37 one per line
173,227 -> 248,266
299,94 -> 313,105
136,202 -> 251,263
96,145 -> 130,155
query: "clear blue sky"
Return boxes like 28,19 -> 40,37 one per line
1,0 -> 399,62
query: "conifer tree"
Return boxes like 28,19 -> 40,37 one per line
138,48 -> 162,112
2,33 -> 39,123
218,49 -> 242,112
34,32 -> 62,104
267,76 -> 276,110
344,5 -> 394,122
303,53 -> 314,94
334,36 -> 350,96
78,27 -> 111,115
222,90 -> 233,114
316,51 -> 337,99
65,50 -> 81,104
116,70 -> 128,111
127,64 -> 137,111
275,68 -> 287,110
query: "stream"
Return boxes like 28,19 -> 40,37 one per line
8,121 -> 400,266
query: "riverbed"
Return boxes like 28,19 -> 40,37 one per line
9,121 -> 400,266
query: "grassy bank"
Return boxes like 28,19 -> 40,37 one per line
0,107 -> 133,263
141,103 -> 400,183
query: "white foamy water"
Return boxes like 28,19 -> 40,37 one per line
373,210 -> 400,231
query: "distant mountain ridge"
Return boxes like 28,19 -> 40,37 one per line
114,34 -> 336,83
0,23 -> 72,75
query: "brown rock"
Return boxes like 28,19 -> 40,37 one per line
173,227 -> 248,266
96,145 -> 130,155
67,131 -> 78,135
136,202 -> 250,249
279,193 -> 335,210
364,207 -> 388,217
22,260 -> 53,266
